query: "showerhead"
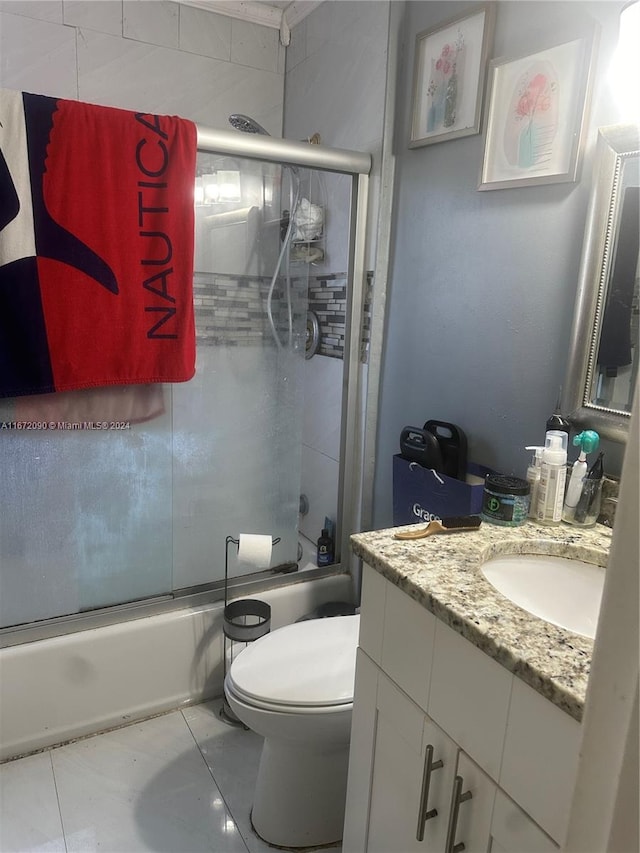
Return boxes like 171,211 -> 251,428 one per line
229,114 -> 270,136
229,113 -> 299,178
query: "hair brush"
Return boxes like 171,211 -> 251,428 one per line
394,516 -> 482,540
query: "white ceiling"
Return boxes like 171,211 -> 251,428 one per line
180,0 -> 323,39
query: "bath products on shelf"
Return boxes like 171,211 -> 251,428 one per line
316,529 -> 334,567
536,430 -> 568,525
562,430 -> 600,523
292,198 -> 323,242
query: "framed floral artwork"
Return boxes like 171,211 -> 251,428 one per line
409,3 -> 496,148
479,35 -> 595,190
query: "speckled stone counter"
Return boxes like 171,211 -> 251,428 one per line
351,520 -> 612,722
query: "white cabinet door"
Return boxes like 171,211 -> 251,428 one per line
366,674 -> 452,852
449,752 -> 496,853
416,716 -> 462,851
343,649 -> 380,853
367,673 -> 459,853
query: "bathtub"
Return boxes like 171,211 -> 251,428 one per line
0,570 -> 353,762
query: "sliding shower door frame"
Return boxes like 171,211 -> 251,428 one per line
196,125 -> 372,575
0,128 -> 371,649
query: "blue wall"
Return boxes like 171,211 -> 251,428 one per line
373,1 -> 627,528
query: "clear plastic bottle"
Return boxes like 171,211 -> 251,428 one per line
536,430 -> 568,525
525,446 -> 544,518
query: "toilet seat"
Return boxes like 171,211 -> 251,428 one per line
227,614 -> 359,710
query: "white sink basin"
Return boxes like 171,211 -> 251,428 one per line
481,554 -> 605,638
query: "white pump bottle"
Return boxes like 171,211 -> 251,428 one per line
535,430 -> 568,525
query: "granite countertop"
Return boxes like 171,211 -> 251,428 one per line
351,520 -> 612,722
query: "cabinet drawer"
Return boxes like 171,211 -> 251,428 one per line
380,580 -> 437,710
499,677 -> 581,844
429,619 -> 512,780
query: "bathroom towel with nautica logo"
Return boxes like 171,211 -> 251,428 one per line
0,89 -> 197,398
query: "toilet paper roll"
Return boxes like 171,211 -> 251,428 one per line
237,534 -> 272,569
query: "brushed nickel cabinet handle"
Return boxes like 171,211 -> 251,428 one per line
416,743 -> 444,841
445,774 -> 472,853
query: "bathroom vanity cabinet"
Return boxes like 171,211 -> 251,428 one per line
342,564 -> 584,853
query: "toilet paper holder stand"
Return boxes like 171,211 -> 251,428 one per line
220,534 -> 281,726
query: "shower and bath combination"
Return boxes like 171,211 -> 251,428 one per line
0,115 -> 371,773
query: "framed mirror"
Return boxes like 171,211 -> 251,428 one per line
563,123 -> 640,442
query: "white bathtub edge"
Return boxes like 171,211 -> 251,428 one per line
0,574 -> 353,762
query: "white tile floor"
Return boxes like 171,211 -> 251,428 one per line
0,700 -> 342,853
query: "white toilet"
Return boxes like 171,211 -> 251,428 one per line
224,613 -> 360,849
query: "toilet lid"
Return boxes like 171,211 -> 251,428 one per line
228,614 -> 360,708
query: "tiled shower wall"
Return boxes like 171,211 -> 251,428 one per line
309,271 -> 374,361
0,0 -> 284,130
195,269 -> 373,361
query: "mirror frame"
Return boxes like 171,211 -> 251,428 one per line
563,123 -> 640,443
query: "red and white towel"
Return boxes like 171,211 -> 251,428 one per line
0,90 -> 197,397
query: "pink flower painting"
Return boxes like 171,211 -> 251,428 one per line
503,61 -> 559,169
426,30 -> 466,132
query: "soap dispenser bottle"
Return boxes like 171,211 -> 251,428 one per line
536,430 -> 568,525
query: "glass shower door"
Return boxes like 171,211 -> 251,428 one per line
0,154 -> 310,629
0,401 -> 174,628
171,152 -> 310,588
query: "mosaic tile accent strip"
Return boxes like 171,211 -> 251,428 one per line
194,270 -> 374,361
308,273 -> 346,359
308,270 -> 373,361
193,271 -> 307,347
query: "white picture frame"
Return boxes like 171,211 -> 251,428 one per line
479,35 -> 595,190
409,3 -> 496,149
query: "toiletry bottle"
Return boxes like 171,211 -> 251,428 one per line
546,390 -> 571,442
536,430 -> 568,525
316,529 -> 334,567
573,451 -> 605,526
525,446 -> 544,518
562,430 -> 599,523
